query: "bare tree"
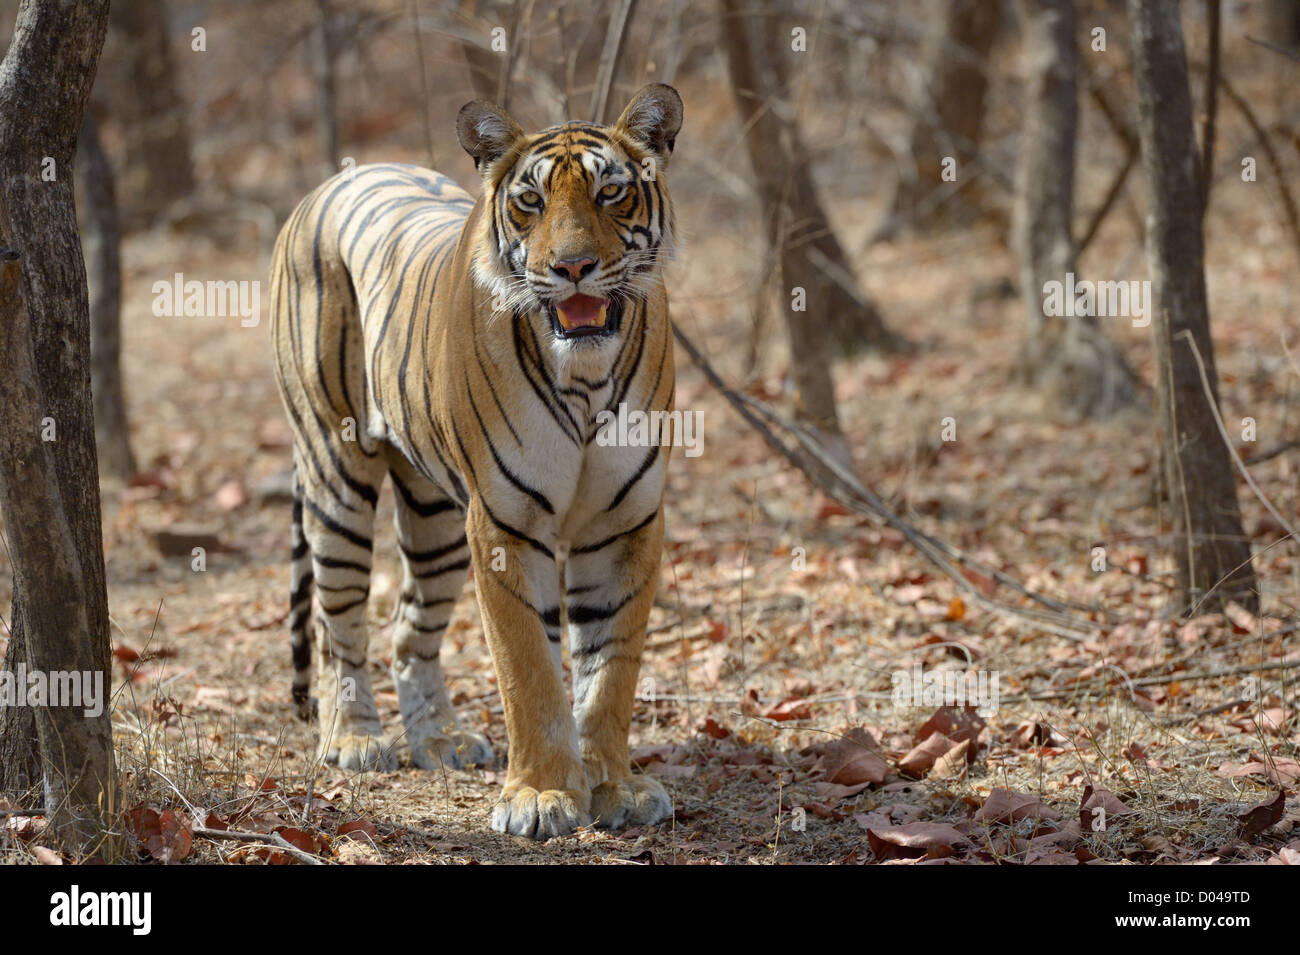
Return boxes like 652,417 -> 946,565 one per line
0,0 -> 116,853
721,0 -> 897,386
880,0 -> 1000,236
103,0 -> 195,223
1014,0 -> 1136,415
77,109 -> 135,480
1127,0 -> 1258,612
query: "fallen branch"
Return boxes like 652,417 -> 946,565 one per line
193,826 -> 324,865
671,318 -> 1103,641
1003,657 -> 1298,705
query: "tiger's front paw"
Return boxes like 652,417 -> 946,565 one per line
324,733 -> 397,772
491,786 -> 591,840
410,729 -> 495,770
591,776 -> 672,829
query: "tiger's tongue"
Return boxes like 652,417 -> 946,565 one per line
556,293 -> 609,329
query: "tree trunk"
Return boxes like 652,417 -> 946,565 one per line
313,0 -> 341,181
77,109 -> 136,481
104,0 -> 195,224
1127,0 -> 1258,613
884,0 -> 999,234
0,0 -> 116,853
720,0 -> 898,383
1265,0 -> 1300,49
1014,0 -> 1137,416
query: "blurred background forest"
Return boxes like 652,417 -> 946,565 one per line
1,0 -> 1299,864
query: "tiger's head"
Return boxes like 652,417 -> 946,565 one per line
457,83 -> 682,345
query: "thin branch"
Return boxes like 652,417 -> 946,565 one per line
1211,69 -> 1300,265
589,0 -> 637,123
1175,329 -> 1299,544
1245,34 -> 1300,63
193,826 -> 324,865
1243,437 -> 1300,466
408,0 -> 435,167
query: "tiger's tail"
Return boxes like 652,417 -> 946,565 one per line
289,462 -> 316,720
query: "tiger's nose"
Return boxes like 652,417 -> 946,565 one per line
551,257 -> 597,282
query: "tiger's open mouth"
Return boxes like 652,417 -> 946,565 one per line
549,293 -> 621,339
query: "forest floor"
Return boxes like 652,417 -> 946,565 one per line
3,74 -> 1300,865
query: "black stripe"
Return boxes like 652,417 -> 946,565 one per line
572,509 -> 658,555
607,444 -> 660,511
415,557 -> 471,580
304,497 -> 373,551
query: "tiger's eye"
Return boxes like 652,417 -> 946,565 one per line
518,190 -> 541,206
599,184 -> 623,200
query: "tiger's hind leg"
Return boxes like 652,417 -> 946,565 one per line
388,457 -> 493,770
299,451 -> 395,772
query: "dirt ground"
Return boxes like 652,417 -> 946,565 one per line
3,49 -> 1299,865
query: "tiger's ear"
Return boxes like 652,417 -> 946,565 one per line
614,83 -> 683,160
457,100 -> 524,173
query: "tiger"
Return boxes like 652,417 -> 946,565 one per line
268,84 -> 683,839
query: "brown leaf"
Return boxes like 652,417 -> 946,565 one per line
31,845 -> 63,865
1217,758 -> 1300,786
696,717 -> 731,740
1080,785 -> 1130,832
337,819 -> 379,841
813,781 -> 872,801
1013,721 -> 1052,748
932,739 -> 971,779
976,788 -> 1062,825
1238,791 -> 1286,839
132,808 -> 193,863
764,695 -> 812,721
867,822 -> 971,860
899,732 -> 955,778
275,827 -> 322,860
815,728 -> 889,786
915,705 -> 985,748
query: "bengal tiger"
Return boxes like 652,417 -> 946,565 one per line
268,84 -> 682,839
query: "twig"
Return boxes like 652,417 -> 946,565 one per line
1003,658 -> 1297,704
589,0 -> 637,123
1211,69 -> 1300,265
1079,81 -> 1139,256
1245,34 -> 1300,64
1244,438 -> 1300,466
193,826 -> 324,865
0,808 -> 47,816
1176,330 -> 1299,544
